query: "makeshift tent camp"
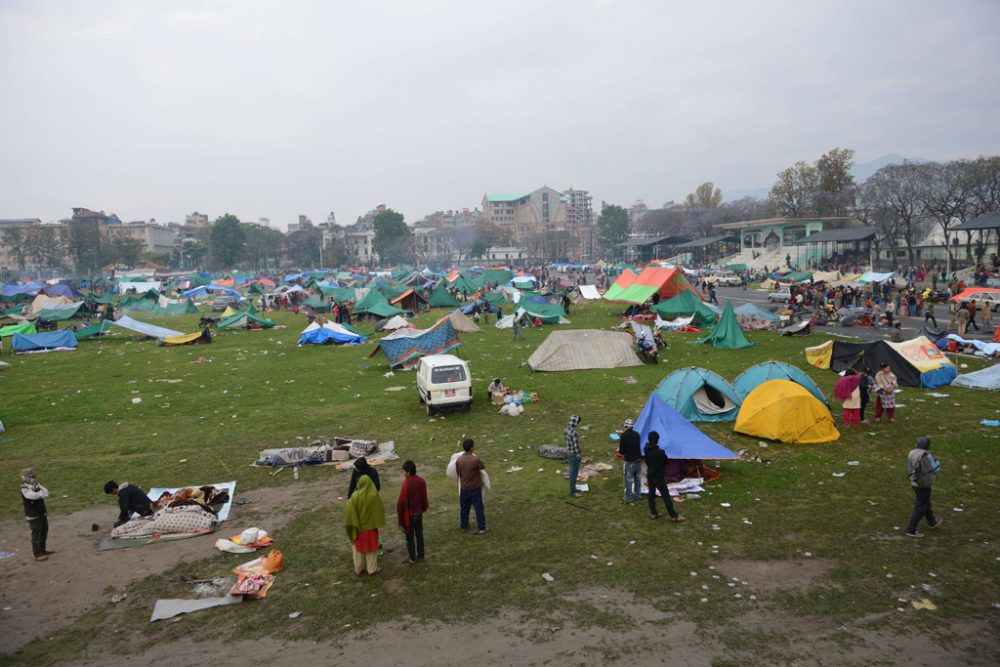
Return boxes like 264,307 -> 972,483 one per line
119,281 -> 160,294
110,316 -> 183,339
37,301 -> 85,321
578,285 -> 602,300
952,364 -> 1000,391
371,317 -> 460,367
602,267 -> 697,304
654,367 -> 742,422
302,296 -> 332,312
73,320 -> 114,340
298,321 -> 367,346
377,315 -> 413,332
734,303 -> 781,330
28,294 -> 75,317
510,275 -> 537,290
735,379 -> 840,444
218,310 -> 275,329
805,337 -> 956,388
527,330 -> 642,372
427,283 -> 460,308
0,322 -> 37,337
651,290 -> 718,327
161,328 -> 212,346
633,393 -> 740,459
11,330 -> 78,353
447,310 -> 481,333
695,302 -> 753,349
733,360 -> 827,404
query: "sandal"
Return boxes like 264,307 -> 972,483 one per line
650,513 -> 662,520
671,515 -> 687,523
369,567 -> 383,576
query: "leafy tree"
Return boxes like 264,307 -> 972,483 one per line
244,224 -> 285,271
64,221 -> 104,274
209,214 -> 245,268
684,182 -> 722,210
323,237 -> 350,267
2,226 -> 28,271
597,204 -> 630,257
110,234 -> 145,267
769,161 -> 818,217
814,147 -> 856,215
282,221 -> 324,268
172,240 -> 207,270
372,209 -> 412,265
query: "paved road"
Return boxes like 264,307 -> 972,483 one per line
712,286 -> 997,344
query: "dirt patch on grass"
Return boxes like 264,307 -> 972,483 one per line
0,479 -> 333,655
713,557 -> 835,593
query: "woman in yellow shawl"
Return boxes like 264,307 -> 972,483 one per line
344,475 -> 385,576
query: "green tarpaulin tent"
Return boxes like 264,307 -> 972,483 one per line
303,296 -> 332,311
0,322 -> 36,337
38,302 -> 85,321
481,292 -> 507,306
695,302 -> 753,349
219,310 -> 275,329
149,298 -> 199,316
354,289 -> 410,318
519,301 -> 569,324
651,291 -> 718,327
74,320 -> 114,340
427,283 -> 460,308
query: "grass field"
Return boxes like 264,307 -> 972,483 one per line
2,301 -> 999,665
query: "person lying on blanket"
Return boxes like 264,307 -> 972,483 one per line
104,480 -> 153,527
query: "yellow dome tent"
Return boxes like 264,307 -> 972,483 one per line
734,379 -> 840,444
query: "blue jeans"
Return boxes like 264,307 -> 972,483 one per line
567,456 -> 581,495
623,461 -> 642,503
459,487 -> 486,531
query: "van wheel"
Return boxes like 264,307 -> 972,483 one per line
426,404 -> 434,416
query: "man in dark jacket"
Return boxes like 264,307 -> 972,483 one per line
348,457 -> 381,498
21,468 -> 53,561
564,415 -> 583,497
906,436 -> 943,538
618,419 -> 642,504
644,432 -> 685,522
104,480 -> 153,527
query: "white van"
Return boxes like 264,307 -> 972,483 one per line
416,354 -> 473,415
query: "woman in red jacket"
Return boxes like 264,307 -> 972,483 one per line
397,460 -> 429,564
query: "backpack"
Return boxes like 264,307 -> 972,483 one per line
907,451 -> 935,488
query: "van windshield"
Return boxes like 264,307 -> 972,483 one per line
431,365 -> 466,384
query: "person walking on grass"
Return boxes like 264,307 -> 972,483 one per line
512,314 -> 524,340
618,418 -> 642,505
396,460 -> 428,564
644,432 -> 685,523
906,436 -> 943,538
20,468 -> 52,561
455,438 -> 487,534
564,415 -> 583,498
344,475 -> 385,576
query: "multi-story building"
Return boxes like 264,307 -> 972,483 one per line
185,212 -> 209,227
108,221 -> 178,255
481,186 -> 597,260
564,188 -> 593,228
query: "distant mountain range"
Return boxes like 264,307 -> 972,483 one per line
724,154 -> 911,202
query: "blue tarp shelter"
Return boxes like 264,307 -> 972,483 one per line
733,360 -> 827,404
634,393 -> 739,459
181,285 -> 243,299
11,329 -> 78,353
297,321 -> 366,346
733,303 -> 781,322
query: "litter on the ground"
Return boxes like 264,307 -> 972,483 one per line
150,595 -> 241,621
542,572 -> 555,582
832,472 -> 846,478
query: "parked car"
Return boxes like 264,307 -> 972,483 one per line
416,354 -> 473,416
768,287 -> 792,303
210,295 -> 242,312
949,287 -> 1000,306
708,272 -> 742,287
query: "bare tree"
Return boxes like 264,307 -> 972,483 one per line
919,161 -> 971,273
858,161 -> 928,268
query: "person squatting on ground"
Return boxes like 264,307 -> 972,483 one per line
874,362 -> 898,423
834,369 -> 862,426
906,436 -> 943,538
455,438 -> 488,534
564,415 -> 583,497
344,475 -> 385,575
21,467 -> 52,561
103,480 -> 152,527
397,460 -> 429,563
644,431 -> 685,523
618,419 -> 642,505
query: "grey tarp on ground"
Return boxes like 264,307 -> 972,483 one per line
150,595 -> 242,622
951,364 -> 1000,391
528,329 -> 643,372
111,315 -> 183,339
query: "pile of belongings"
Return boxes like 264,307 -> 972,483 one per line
253,436 -> 396,468
215,527 -> 274,554
111,484 -> 231,540
231,550 -> 284,599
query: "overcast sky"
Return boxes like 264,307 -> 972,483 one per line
2,0 -> 999,229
